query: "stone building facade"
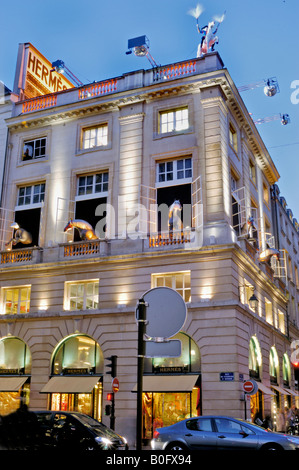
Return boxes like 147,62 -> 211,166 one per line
0,51 -> 298,447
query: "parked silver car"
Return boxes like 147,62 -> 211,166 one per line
151,415 -> 299,451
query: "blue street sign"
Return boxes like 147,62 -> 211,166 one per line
220,372 -> 235,381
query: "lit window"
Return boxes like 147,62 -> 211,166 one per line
82,125 -> 108,149
241,283 -> 256,311
269,347 -> 279,383
278,310 -> 285,334
263,183 -> 269,205
23,137 -> 46,161
152,271 -> 191,303
249,336 -> 262,379
160,108 -> 189,134
265,299 -> 273,324
283,354 -> 291,386
157,158 -> 192,184
17,183 -> 45,206
65,281 -> 99,311
249,160 -> 256,184
229,124 -> 237,152
2,287 -> 31,314
77,173 -> 108,197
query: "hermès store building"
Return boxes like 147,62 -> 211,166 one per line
0,43 -> 298,447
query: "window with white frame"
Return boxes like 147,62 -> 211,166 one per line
77,173 -> 108,198
17,183 -> 45,207
156,158 -> 192,185
2,286 -> 31,315
159,108 -> 189,134
64,280 -> 99,311
152,271 -> 191,303
23,137 -> 47,161
82,124 -> 108,149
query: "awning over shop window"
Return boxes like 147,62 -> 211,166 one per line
257,382 -> 274,395
40,376 -> 100,394
271,385 -> 290,395
0,377 -> 28,392
132,375 -> 199,393
283,388 -> 298,396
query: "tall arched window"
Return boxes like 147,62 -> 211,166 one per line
283,353 -> 291,387
269,346 -> 279,384
144,332 -> 201,374
249,336 -> 262,379
51,334 -> 103,375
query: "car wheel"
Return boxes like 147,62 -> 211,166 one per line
260,443 -> 283,451
165,442 -> 188,452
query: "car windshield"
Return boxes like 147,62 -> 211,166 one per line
69,413 -> 121,438
238,419 -> 273,433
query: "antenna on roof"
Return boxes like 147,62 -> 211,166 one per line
238,77 -> 280,97
126,36 -> 159,68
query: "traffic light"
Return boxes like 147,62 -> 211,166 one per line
106,355 -> 117,378
105,393 -> 114,416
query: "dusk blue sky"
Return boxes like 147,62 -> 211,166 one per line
1,0 -> 298,217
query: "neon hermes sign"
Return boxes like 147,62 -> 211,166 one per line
13,43 -> 74,100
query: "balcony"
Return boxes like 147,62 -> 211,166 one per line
59,240 -> 108,259
149,230 -> 192,248
0,247 -> 42,265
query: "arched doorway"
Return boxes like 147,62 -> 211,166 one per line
41,334 -> 104,420
0,336 -> 31,416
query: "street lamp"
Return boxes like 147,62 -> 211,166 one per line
249,293 -> 259,311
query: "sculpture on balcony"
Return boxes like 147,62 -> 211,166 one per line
168,200 -> 183,232
188,4 -> 225,57
259,247 -> 280,264
5,222 -> 32,247
64,219 -> 98,241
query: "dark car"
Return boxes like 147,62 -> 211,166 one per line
151,415 -> 299,451
33,411 -> 128,451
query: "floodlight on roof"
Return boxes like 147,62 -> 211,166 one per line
238,77 -> 280,97
51,60 -> 83,87
126,35 -> 159,68
253,113 -> 290,126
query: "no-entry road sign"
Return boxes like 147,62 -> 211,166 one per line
112,377 -> 120,393
242,379 -> 258,395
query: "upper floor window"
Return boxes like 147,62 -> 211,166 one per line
263,183 -> 269,205
23,137 -> 47,161
159,107 -> 189,134
229,124 -> 238,153
17,183 -> 45,207
249,160 -> 256,185
1,286 -> 31,315
82,124 -> 108,150
152,271 -> 191,303
265,298 -> 273,324
64,280 -> 99,311
156,157 -> 192,186
77,172 -> 109,198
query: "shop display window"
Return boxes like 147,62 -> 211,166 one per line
142,389 -> 200,440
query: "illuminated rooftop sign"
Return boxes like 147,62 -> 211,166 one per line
13,43 -> 74,100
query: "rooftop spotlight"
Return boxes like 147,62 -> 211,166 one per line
126,36 -> 159,68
